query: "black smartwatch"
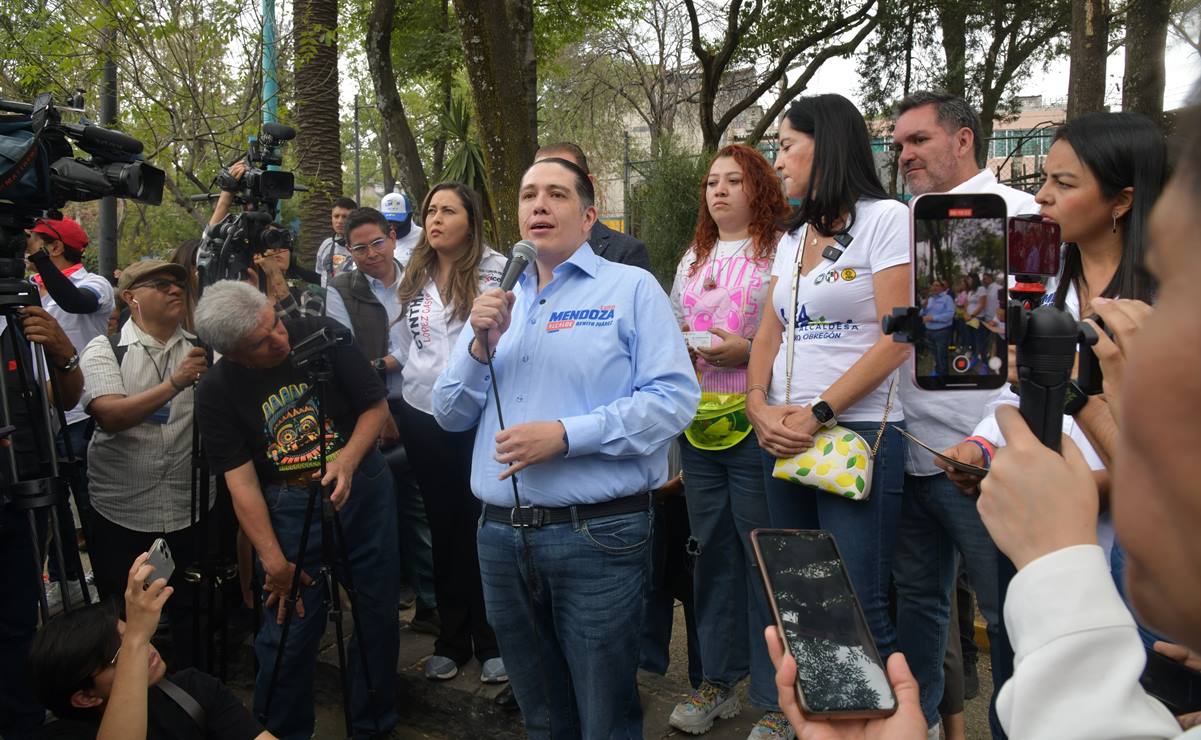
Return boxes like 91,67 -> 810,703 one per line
810,397 -> 837,429
1063,379 -> 1089,417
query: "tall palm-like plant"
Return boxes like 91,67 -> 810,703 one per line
438,95 -> 497,243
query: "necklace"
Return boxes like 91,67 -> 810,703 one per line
702,236 -> 752,290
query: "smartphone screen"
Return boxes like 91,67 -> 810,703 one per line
1007,215 -> 1061,277
753,529 -> 896,717
911,193 -> 1008,390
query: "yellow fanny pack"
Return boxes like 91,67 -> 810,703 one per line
685,392 -> 752,451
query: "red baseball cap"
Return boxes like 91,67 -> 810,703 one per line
30,217 -> 89,253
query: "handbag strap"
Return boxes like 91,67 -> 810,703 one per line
156,677 -> 207,730
785,224 -> 896,460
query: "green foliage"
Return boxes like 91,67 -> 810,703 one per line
627,142 -> 706,286
438,95 -> 488,193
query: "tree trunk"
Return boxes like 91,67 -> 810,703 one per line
292,0 -> 343,265
1122,0 -> 1170,123
937,1 -> 968,97
365,0 -> 429,207
1067,0 -> 1109,119
513,0 -> 538,144
432,0 -> 452,178
453,0 -> 538,248
378,134 -> 396,194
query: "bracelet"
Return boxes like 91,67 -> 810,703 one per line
964,435 -> 996,468
467,336 -> 493,365
747,384 -> 768,398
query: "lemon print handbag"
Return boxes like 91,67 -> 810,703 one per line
771,227 -> 895,500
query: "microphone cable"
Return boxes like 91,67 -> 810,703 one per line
481,329 -> 556,723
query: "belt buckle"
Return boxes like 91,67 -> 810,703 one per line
510,506 -> 544,528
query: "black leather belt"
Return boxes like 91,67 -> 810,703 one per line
483,493 -> 651,528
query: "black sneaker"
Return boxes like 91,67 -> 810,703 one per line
409,607 -> 441,636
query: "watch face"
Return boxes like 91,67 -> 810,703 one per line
813,402 -> 834,424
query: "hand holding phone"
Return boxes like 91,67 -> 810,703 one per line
143,538 -> 175,590
752,529 -> 897,719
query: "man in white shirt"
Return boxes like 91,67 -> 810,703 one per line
889,90 -> 1037,740
314,197 -> 358,287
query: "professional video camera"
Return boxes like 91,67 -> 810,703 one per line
196,122 -> 299,287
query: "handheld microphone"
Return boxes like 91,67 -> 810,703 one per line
499,240 -> 538,292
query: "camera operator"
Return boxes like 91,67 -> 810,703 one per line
78,260 -> 210,669
205,163 -> 324,319
29,551 -> 274,740
314,197 -> 357,287
26,215 -> 115,599
0,306 -> 85,740
192,280 -> 399,740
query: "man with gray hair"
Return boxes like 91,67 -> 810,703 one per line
891,89 -> 1038,740
192,280 -> 400,740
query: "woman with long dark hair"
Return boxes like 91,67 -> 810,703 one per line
392,181 -> 508,682
745,94 -> 912,661
666,144 -> 789,736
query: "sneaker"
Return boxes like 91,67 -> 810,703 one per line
409,607 -> 441,636
397,584 -> 416,611
480,657 -> 508,684
747,711 -> 795,740
669,682 -> 740,734
45,574 -> 96,616
424,655 -> 458,680
927,721 -> 942,740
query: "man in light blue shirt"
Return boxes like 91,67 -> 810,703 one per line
432,157 -> 699,738
921,280 -> 956,377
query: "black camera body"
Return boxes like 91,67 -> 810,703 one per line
197,123 -> 298,287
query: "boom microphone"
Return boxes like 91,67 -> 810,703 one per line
500,240 -> 538,292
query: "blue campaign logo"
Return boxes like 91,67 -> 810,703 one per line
546,305 -> 617,332
780,303 -> 812,328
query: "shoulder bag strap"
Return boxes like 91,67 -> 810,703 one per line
783,226 -> 806,406
156,677 -> 207,731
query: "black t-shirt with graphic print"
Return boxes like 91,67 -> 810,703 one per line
196,316 -> 386,482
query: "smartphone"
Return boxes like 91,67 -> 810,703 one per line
1007,215 -> 1061,277
1142,649 -> 1201,716
143,538 -> 175,589
912,193 -> 1008,390
751,529 -> 897,719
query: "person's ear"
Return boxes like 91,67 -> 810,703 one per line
1112,186 -> 1135,221
70,688 -> 105,711
958,128 -> 975,159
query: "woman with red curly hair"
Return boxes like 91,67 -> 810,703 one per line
666,144 -> 791,738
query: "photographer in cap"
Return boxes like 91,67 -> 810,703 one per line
79,259 -> 210,668
26,215 -> 115,609
192,280 -> 399,740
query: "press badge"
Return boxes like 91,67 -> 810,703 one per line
148,400 -> 172,425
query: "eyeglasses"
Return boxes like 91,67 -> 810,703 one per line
348,237 -> 391,256
130,278 -> 185,293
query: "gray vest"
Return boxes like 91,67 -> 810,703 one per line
329,262 -> 401,360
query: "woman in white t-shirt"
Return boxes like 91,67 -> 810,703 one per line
745,94 -> 912,658
666,144 -> 789,736
391,182 -> 507,683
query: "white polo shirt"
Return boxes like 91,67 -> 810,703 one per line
41,265 -> 115,426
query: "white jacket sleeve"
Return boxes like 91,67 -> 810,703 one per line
997,545 -> 1186,740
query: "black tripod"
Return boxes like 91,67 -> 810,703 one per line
0,216 -> 93,622
259,327 -> 379,740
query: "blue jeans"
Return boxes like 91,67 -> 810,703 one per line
892,472 -> 1005,731
478,507 -> 652,740
252,450 -> 400,740
761,421 -> 904,657
927,327 -> 952,376
680,434 -> 777,709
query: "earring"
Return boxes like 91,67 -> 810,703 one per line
1112,211 -> 1120,233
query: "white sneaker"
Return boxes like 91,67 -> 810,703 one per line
669,682 -> 741,734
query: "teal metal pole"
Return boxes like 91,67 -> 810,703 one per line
262,0 -> 278,124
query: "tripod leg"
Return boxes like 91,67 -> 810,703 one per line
46,504 -> 74,612
321,501 -> 355,740
27,510 -> 50,623
330,507 -> 381,735
260,480 -> 320,726
56,494 -> 92,606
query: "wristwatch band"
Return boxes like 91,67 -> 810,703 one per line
56,353 -> 80,373
810,396 -> 837,428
